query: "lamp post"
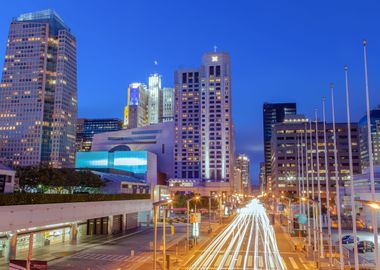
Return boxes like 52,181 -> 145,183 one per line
186,196 -> 200,250
153,199 -> 172,270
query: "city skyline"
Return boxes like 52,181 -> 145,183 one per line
2,1 -> 380,183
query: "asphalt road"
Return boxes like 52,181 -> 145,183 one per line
182,199 -> 311,270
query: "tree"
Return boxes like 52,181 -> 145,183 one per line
17,165 -> 104,194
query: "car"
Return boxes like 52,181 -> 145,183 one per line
342,235 -> 359,244
357,240 -> 375,253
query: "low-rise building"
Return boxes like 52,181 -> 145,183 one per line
0,165 -> 15,193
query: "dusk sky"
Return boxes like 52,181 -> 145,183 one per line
1,1 -> 380,184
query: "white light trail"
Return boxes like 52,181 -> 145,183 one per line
188,199 -> 287,270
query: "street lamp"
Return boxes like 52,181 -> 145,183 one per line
186,196 -> 200,250
153,199 -> 172,270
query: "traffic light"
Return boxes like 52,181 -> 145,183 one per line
171,225 -> 175,235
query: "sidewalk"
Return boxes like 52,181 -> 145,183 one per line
0,227 -> 149,268
274,222 -> 318,269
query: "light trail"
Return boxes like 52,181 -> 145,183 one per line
188,199 -> 287,270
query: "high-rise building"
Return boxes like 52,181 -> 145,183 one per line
172,52 -> 233,194
174,68 -> 201,181
262,103 -> 296,191
161,87 -> 174,122
270,115 -> 361,198
358,107 -> 380,171
235,154 -> 250,194
259,162 -> 265,193
123,83 -> 148,129
148,74 -> 162,125
76,118 -> 122,152
0,9 -> 77,168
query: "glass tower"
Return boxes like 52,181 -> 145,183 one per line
262,103 -> 296,190
0,10 -> 77,168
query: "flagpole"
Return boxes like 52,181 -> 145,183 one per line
297,135 -> 302,214
331,83 -> 344,270
344,65 -> 359,270
305,122 -> 312,248
315,109 -> 324,257
363,39 -> 379,270
322,97 -> 333,266
301,128 -> 306,216
309,120 -> 317,252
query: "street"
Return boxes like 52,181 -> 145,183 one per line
182,199 -> 311,270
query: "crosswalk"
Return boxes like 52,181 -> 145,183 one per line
188,253 -> 309,269
70,252 -> 147,263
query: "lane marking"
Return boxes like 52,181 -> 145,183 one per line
237,255 -> 242,267
248,255 -> 253,267
289,257 -> 299,269
225,255 -> 232,266
215,254 -> 223,267
258,256 -> 264,268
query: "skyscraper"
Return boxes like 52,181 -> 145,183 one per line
148,74 -> 162,125
235,154 -> 250,194
262,102 -> 296,191
123,83 -> 148,129
174,68 -> 201,181
358,107 -> 380,171
173,52 -> 233,193
0,9 -> 77,168
161,87 -> 174,122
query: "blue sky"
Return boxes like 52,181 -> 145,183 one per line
1,1 -> 380,184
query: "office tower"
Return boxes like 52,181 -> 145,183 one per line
123,83 -> 148,129
259,162 -> 265,192
262,103 -> 296,191
76,118 -> 122,152
236,154 -> 250,194
173,52 -> 233,192
161,87 -> 174,122
358,107 -> 380,171
148,74 -> 162,125
0,9 -> 77,168
270,115 -> 361,197
174,69 -> 201,181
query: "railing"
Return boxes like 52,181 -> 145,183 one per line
0,193 -> 151,206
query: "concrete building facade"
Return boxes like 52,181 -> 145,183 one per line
91,121 -> 174,179
270,115 -> 361,199
172,52 -> 234,194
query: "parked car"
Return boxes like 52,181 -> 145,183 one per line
342,235 -> 359,244
357,240 -> 375,253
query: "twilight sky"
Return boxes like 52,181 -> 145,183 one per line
1,1 -> 380,184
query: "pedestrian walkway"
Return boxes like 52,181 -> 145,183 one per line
70,252 -> 148,263
191,253 -> 310,269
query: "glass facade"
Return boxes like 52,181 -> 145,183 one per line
76,151 -> 148,174
0,9 -> 77,168
76,118 -> 122,152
